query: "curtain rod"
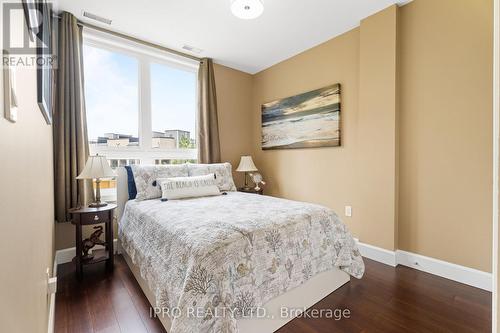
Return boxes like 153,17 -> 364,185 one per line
54,14 -> 202,63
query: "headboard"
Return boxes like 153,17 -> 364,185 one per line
116,167 -> 129,222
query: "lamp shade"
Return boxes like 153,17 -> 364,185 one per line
236,156 -> 258,172
76,155 -> 116,179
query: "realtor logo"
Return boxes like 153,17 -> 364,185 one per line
2,1 -> 56,68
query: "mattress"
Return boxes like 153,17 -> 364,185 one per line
119,191 -> 364,333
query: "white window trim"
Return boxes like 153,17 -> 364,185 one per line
82,28 -> 199,164
83,28 -> 199,71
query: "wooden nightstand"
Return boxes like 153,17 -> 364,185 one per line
238,187 -> 264,195
69,204 -> 116,279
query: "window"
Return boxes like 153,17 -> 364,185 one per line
83,31 -> 199,201
84,44 -> 140,148
151,63 -> 197,150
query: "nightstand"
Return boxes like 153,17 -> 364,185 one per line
238,187 -> 264,195
69,204 -> 116,279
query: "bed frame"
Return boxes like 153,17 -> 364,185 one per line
116,167 -> 351,333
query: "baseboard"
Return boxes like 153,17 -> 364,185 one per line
356,240 -> 492,291
55,239 -> 119,265
356,241 -> 397,267
395,250 -> 492,291
47,254 -> 57,333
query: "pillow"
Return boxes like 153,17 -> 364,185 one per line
187,163 -> 236,192
124,166 -> 137,200
131,164 -> 189,201
159,174 -> 220,200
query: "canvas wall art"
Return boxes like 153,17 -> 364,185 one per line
261,84 -> 341,150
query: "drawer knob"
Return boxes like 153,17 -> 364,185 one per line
93,215 -> 99,221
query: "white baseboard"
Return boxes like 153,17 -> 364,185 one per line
395,250 -> 492,291
47,254 -> 57,333
48,291 -> 55,333
55,239 -> 119,265
357,241 -> 397,267
356,240 -> 492,291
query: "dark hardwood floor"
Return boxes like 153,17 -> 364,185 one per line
55,256 -> 491,333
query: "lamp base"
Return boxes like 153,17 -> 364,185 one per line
88,202 -> 107,208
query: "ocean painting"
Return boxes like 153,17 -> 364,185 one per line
261,84 -> 341,150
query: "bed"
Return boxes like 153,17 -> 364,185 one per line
116,165 -> 364,333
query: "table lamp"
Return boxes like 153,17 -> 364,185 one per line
236,155 -> 258,190
76,154 -> 116,208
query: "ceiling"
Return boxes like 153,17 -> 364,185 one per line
56,0 -> 410,74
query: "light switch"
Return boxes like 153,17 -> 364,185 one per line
345,206 -> 352,217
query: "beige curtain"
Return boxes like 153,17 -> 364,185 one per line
53,12 -> 93,223
197,58 -> 221,164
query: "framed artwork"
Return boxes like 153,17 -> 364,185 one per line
22,0 -> 53,124
3,51 -> 18,123
261,84 -> 341,150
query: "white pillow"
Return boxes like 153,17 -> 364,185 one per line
131,164 -> 189,201
159,174 -> 221,200
187,163 -> 237,192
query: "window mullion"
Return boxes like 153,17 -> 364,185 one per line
139,57 -> 153,164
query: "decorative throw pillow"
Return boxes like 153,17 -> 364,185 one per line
131,164 -> 189,201
159,174 -> 220,200
187,163 -> 237,192
124,166 -> 137,200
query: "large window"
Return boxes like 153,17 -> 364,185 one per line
84,44 -> 140,147
83,31 -> 198,201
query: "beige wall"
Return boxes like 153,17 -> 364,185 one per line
495,0 -> 499,327
357,5 -> 398,250
214,64 -> 254,187
252,28 -> 364,238
251,0 -> 493,271
0,67 -> 55,332
398,0 -> 493,272
251,7 -> 399,250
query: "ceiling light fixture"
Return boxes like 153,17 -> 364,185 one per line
231,0 -> 264,20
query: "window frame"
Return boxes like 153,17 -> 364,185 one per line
82,28 -> 199,164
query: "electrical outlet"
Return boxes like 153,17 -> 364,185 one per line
345,205 -> 352,217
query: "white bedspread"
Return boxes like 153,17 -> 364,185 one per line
119,192 -> 364,333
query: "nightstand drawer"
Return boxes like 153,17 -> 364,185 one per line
81,211 -> 110,225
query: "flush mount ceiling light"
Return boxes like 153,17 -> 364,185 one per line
231,0 -> 264,20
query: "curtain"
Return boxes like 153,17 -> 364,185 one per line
53,12 -> 93,223
197,58 -> 221,164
